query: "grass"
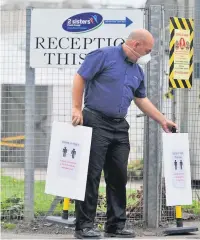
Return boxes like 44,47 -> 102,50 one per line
1,176 -> 70,215
2,175 -> 199,217
1,176 -> 137,216
182,201 -> 200,215
2,222 -> 16,230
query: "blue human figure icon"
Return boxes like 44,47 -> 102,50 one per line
63,146 -> 67,157
71,148 -> 76,159
180,159 -> 183,170
174,159 -> 177,170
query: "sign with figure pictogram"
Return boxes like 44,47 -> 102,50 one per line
45,121 -> 92,201
58,141 -> 81,180
162,133 -> 192,206
172,151 -> 185,188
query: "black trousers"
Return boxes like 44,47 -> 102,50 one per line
75,108 -> 130,232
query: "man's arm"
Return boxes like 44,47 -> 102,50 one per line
71,49 -> 106,126
134,97 -> 177,132
72,73 -> 85,126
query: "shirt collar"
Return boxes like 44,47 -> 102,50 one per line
118,43 -> 133,65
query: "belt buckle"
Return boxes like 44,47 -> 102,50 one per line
113,118 -> 122,123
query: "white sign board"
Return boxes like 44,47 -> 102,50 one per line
45,121 -> 92,201
30,9 -> 144,68
162,133 -> 192,206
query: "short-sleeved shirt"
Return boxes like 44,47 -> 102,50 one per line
77,44 -> 146,118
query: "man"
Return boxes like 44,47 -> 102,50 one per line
72,29 -> 177,239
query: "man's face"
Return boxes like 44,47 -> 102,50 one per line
129,39 -> 154,60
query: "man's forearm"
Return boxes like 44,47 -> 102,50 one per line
134,97 -> 166,124
72,73 -> 85,110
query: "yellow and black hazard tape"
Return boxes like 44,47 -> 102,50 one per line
1,135 -> 25,142
0,142 -> 24,148
169,17 -> 194,88
0,135 -> 25,148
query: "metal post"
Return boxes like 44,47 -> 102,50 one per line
24,8 -> 35,221
143,5 -> 163,228
195,0 -> 200,64
179,0 -> 189,133
190,0 -> 200,183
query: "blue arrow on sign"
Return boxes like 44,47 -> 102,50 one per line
104,17 -> 133,27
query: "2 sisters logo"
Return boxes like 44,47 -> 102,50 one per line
62,12 -> 103,33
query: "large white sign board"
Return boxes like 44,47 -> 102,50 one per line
45,121 -> 92,201
30,9 -> 144,68
162,133 -> 192,206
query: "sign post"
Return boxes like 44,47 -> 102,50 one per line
162,127 -> 198,235
44,121 -> 92,225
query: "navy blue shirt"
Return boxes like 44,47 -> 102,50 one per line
77,44 -> 146,118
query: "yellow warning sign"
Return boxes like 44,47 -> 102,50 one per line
174,29 -> 190,80
169,17 -> 194,88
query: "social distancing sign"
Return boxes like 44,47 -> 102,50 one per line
45,121 -> 92,201
162,133 -> 192,206
169,17 -> 194,88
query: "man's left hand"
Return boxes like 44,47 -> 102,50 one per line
161,119 -> 178,133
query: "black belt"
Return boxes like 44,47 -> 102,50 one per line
84,107 -> 125,123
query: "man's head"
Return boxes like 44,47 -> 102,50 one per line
123,29 -> 154,64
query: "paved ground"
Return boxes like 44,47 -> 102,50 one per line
1,232 -> 200,240
1,221 -> 200,240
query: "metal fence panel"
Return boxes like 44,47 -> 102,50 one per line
1,7 -> 145,223
160,3 -> 200,222
1,4 -> 199,226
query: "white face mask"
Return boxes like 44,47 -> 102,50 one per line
136,53 -> 151,65
124,43 -> 151,65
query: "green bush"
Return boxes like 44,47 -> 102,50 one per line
127,160 -> 143,180
128,159 -> 143,171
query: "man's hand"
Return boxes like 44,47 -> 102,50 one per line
72,108 -> 83,126
160,119 -> 178,133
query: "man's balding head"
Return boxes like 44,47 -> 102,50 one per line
127,29 -> 154,43
122,28 -> 154,63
